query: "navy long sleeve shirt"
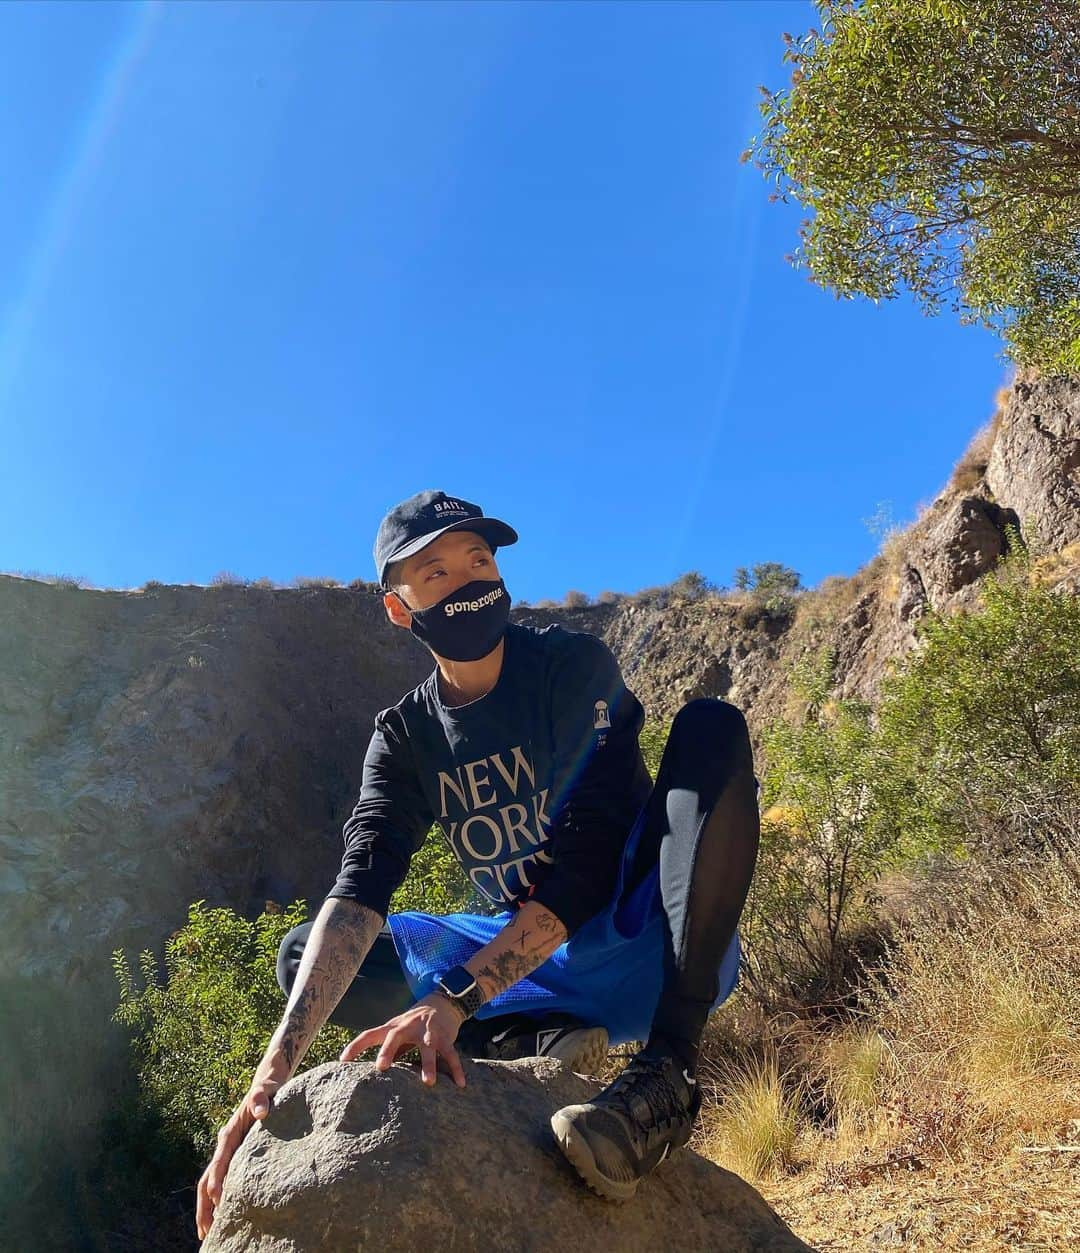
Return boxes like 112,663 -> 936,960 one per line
325,620 -> 654,938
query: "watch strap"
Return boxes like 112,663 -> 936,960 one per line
434,967 -> 485,1019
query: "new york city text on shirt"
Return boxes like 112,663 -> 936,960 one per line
433,742 -> 554,906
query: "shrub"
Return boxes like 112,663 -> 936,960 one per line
291,576 -> 342,588
734,600 -> 769,630
746,646 -> 903,1002
874,533 -> 1080,860
209,570 -> 247,586
5,569 -> 93,587
111,900 -> 350,1161
745,537 -> 1080,1005
631,585 -> 670,608
249,576 -> 277,589
733,562 -> 802,614
669,570 -> 718,601
563,589 -> 590,609
596,589 -> 626,605
638,718 -> 671,781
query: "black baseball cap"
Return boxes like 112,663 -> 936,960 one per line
374,489 -> 518,588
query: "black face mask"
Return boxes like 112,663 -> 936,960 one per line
401,577 -> 511,662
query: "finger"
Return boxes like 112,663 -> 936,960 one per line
419,1042 -> 437,1086
442,1041 -> 467,1089
208,1157 -> 227,1205
341,1025 -> 388,1062
250,1089 -> 273,1118
196,1173 -> 211,1240
376,1027 -> 412,1071
198,1176 -> 219,1239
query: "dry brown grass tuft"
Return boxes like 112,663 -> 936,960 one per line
1030,539 -> 1080,589
817,1027 -> 891,1128
948,399 -> 1007,495
695,1052 -> 804,1183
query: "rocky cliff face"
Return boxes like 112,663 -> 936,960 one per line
1,582 -> 434,988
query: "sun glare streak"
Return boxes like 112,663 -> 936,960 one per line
670,108 -> 764,565
0,1 -> 161,409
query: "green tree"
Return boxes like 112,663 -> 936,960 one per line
669,570 -> 719,600
734,561 -> 803,613
745,0 -> 1080,371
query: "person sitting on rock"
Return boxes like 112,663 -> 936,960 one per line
196,488 -> 761,1238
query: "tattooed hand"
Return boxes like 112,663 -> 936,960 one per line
339,993 -> 468,1088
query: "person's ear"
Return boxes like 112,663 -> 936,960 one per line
383,589 -> 412,629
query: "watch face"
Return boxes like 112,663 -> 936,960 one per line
437,966 -> 477,998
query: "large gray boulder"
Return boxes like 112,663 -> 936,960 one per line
201,1056 -> 815,1252
908,495 -> 1020,610
986,372 -> 1080,551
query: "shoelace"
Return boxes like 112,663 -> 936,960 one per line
603,1055 -> 689,1137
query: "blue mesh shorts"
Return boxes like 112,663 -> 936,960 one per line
385,804 -> 741,1046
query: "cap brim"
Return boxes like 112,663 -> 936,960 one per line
381,517 -> 518,583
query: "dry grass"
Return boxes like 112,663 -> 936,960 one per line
768,1147 -> 1080,1251
948,402 -> 1005,495
695,1053 -> 803,1183
1030,540 -> 1080,589
694,844 -> 1080,1246
869,849 -> 1080,1145
794,572 -> 864,634
818,1027 -> 890,1126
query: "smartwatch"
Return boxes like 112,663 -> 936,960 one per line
433,965 -> 485,1020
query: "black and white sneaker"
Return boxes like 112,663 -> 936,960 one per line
460,1012 -> 609,1075
550,1049 -> 702,1201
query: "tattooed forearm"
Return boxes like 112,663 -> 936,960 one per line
271,897 -> 383,1076
468,902 -> 567,1003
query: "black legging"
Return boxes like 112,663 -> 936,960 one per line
277,698 -> 760,1068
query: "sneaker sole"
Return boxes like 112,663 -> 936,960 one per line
549,1109 -> 639,1202
544,1026 -> 609,1075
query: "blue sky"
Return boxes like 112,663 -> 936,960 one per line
1,0 -> 1008,602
